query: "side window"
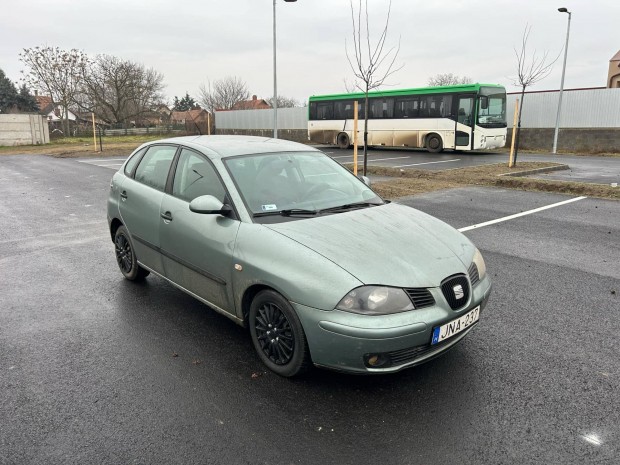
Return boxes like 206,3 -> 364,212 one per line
316,103 -> 334,120
369,98 -> 394,119
124,147 -> 147,176
134,145 -> 177,191
172,148 -> 226,203
334,100 -> 354,119
395,98 -> 418,118
309,102 -> 317,120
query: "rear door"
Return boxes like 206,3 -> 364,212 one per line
118,144 -> 178,275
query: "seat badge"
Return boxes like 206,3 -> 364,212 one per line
453,284 -> 464,300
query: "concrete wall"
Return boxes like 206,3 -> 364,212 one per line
509,128 -> 620,153
0,114 -> 50,146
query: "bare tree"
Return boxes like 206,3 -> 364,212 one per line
428,73 -> 472,86
198,76 -> 250,113
76,54 -> 165,128
346,0 -> 402,175
511,25 -> 559,164
19,46 -> 88,134
267,95 -> 299,108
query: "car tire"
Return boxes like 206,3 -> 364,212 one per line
249,290 -> 311,377
114,225 -> 150,281
426,133 -> 443,153
337,132 -> 350,149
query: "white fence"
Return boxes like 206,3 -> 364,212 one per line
507,88 -> 620,128
215,107 -> 307,130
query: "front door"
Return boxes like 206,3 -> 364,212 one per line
455,95 -> 474,149
159,147 -> 240,314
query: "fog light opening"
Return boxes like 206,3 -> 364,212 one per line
364,353 -> 390,368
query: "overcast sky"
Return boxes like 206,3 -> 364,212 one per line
1,0 -> 618,105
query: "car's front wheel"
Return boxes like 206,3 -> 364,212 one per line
249,290 -> 310,377
114,225 -> 150,281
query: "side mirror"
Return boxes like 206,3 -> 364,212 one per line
189,195 -> 232,215
358,175 -> 371,187
480,96 -> 489,110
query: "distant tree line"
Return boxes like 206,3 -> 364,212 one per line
0,68 -> 38,113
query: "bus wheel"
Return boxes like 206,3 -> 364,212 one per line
426,134 -> 443,153
337,133 -> 350,149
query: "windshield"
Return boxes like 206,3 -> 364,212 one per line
224,152 -> 383,219
477,87 -> 506,127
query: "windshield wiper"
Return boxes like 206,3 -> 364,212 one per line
253,208 -> 318,218
319,202 -> 382,214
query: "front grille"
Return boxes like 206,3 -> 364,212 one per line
404,288 -> 435,309
468,262 -> 480,287
441,274 -> 470,310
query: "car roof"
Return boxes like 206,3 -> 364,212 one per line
148,135 -> 320,159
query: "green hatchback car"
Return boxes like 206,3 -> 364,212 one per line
108,136 -> 491,376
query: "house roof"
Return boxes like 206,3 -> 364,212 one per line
231,95 -> 272,110
611,50 -> 620,62
35,96 -> 54,114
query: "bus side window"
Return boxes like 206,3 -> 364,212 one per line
317,103 -> 333,120
309,102 -> 317,120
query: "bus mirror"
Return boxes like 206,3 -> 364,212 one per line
480,96 -> 489,110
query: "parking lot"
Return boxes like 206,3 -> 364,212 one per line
1,154 -> 618,464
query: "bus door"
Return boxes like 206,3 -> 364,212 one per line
455,95 -> 474,149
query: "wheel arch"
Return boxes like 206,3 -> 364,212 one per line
240,283 -> 283,327
110,218 -> 124,242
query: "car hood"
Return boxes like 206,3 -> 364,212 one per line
265,203 -> 474,288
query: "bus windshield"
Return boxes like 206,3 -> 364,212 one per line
477,87 -> 506,127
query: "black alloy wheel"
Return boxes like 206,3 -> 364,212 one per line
114,225 -> 150,281
249,290 -> 310,377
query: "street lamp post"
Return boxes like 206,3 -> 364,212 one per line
273,0 -> 297,139
553,7 -> 572,154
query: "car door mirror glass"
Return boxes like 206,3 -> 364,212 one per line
189,195 -> 230,215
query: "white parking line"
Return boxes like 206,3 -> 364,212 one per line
394,159 -> 461,168
458,196 -> 587,232
369,156 -> 412,162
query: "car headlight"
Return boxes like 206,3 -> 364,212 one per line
473,248 -> 487,280
336,286 -> 414,315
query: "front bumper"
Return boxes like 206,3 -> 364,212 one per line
294,276 -> 492,374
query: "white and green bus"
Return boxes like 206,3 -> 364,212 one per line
308,83 -> 507,152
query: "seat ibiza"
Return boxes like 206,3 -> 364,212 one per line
108,136 -> 491,376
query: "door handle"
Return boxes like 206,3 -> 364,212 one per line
120,190 -> 128,200
160,211 -> 173,222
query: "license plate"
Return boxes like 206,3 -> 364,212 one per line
431,306 -> 480,345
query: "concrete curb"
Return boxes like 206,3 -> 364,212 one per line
497,164 -> 570,177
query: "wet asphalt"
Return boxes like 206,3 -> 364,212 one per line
0,155 -> 618,465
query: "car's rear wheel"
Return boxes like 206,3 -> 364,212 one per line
114,225 -> 150,281
249,290 -> 310,377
